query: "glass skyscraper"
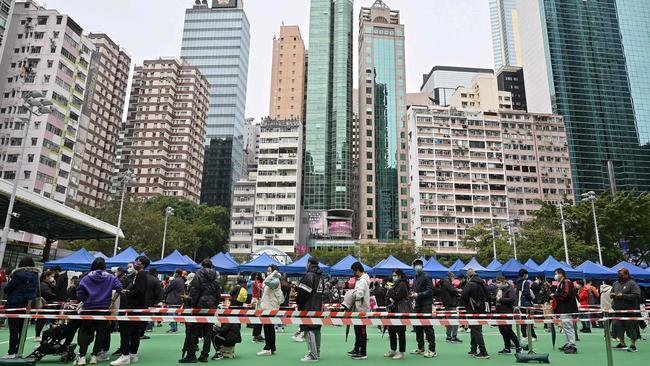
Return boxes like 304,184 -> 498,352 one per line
519,0 -> 650,195
304,0 -> 353,215
358,0 -> 408,241
181,0 -> 250,208
490,0 -> 522,68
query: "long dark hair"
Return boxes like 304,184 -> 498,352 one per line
393,269 -> 406,281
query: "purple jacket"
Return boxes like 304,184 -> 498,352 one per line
77,270 -> 122,309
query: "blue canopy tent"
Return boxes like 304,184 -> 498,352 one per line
44,248 -> 96,272
330,255 -> 373,277
498,258 -> 542,278
449,259 -> 466,275
210,252 -> 240,275
282,254 -> 330,275
184,255 -> 197,266
239,253 -> 283,273
418,256 -> 429,265
106,247 -> 141,268
537,256 -> 582,278
372,256 -> 414,277
611,261 -> 650,280
461,258 -> 500,278
422,257 -> 450,278
524,259 -> 541,271
93,252 -> 108,259
486,259 -> 502,270
575,260 -> 617,280
151,250 -> 198,272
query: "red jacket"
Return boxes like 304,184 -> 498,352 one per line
577,285 -> 599,307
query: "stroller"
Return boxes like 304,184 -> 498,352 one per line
26,322 -> 78,363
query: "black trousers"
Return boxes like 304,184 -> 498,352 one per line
353,325 -> 367,355
119,321 -> 144,356
263,324 -> 276,352
78,320 -> 108,357
183,323 -> 212,357
8,318 -> 25,355
35,319 -> 48,337
521,324 -> 537,338
470,325 -> 487,354
498,324 -> 520,350
252,324 -> 262,337
388,326 -> 406,353
415,325 -> 436,352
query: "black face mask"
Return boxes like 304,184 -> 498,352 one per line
618,276 -> 627,282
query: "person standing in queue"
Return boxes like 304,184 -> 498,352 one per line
385,269 -> 410,360
2,257 -> 39,359
347,262 -> 370,360
611,268 -> 641,352
440,271 -> 462,344
164,269 -> 185,334
257,265 -> 283,356
460,268 -> 490,359
111,256 -> 150,366
296,257 -> 325,362
179,259 -> 221,363
410,259 -> 437,358
551,268 -> 578,354
494,276 -> 521,355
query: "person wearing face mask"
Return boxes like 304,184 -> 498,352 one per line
296,257 -> 325,362
611,268 -> 641,352
494,276 -> 521,355
385,269 -> 410,360
516,269 -> 537,341
257,265 -> 283,357
460,268 -> 490,359
551,268 -> 578,354
440,272 -> 462,344
409,259 -> 437,358
347,261 -> 370,360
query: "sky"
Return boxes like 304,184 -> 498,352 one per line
45,0 -> 494,121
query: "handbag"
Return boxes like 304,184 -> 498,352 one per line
33,279 -> 45,309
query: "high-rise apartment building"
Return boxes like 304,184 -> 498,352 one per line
242,117 -> 259,173
0,0 -> 13,47
303,0 -> 354,238
407,105 -> 573,253
358,0 -> 409,241
181,0 -> 250,208
66,33 -> 130,208
420,66 -> 494,107
496,66 -> 526,111
228,176 -> 256,255
489,0 -> 522,68
269,25 -> 307,120
0,0 -> 93,203
253,118 -> 302,254
518,0 -> 650,195
120,58 -> 209,203
449,74 -> 513,112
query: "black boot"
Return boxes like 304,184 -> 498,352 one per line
198,353 -> 208,363
179,350 -> 197,364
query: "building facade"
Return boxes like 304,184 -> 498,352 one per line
303,0 -> 354,238
228,176 -> 255,255
0,0 -> 93,203
449,73 -> 513,112
420,66 -> 494,107
518,0 -> 650,195
181,0 -> 250,208
253,118 -> 303,254
496,66 -> 526,111
358,0 -> 409,241
0,0 -> 12,48
120,58 -> 209,203
66,33 -> 130,208
407,105 -> 572,254
489,0 -> 522,68
269,25 -> 307,121
242,117 -> 259,174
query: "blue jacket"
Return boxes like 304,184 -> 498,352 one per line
5,267 -> 39,309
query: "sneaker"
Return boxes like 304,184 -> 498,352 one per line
197,354 -> 208,363
614,343 -> 627,350
474,352 -> 490,359
178,356 -> 197,364
75,357 -> 87,366
467,351 -> 477,356
384,351 -> 397,358
409,349 -> 424,355
498,349 -> 512,355
252,336 -> 265,343
627,345 -> 638,353
139,335 -> 150,340
580,328 -> 592,333
515,347 -> 523,354
97,352 -> 110,362
90,355 -> 98,364
300,355 -> 319,362
1,354 -> 17,360
211,353 -> 224,361
347,350 -> 359,357
351,354 -> 367,360
112,350 -> 122,357
392,352 -> 405,360
450,337 -> 463,344
558,344 -> 568,352
166,330 -> 177,334
292,335 -> 305,342
256,350 -> 273,356
33,336 -> 42,342
563,346 -> 577,354
129,354 -> 138,363
445,337 -> 452,342
423,351 -> 437,358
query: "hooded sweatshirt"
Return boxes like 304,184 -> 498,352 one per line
77,269 -> 123,309
600,284 -> 613,311
188,267 -> 221,308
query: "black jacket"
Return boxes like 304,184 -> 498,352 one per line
461,276 -> 489,314
40,281 -> 57,303
611,278 -> 641,311
387,279 -> 410,313
439,277 -> 459,308
296,264 -> 324,312
145,272 -> 162,306
552,278 -> 578,314
163,276 -> 185,306
188,268 -> 221,309
373,285 -> 387,307
495,285 -> 516,313
214,323 -> 241,346
412,272 -> 435,311
124,270 -> 148,309
54,272 -> 68,302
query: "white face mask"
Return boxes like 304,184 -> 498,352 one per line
392,276 -> 399,282
414,265 -> 423,273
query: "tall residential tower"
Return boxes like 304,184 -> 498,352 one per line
489,0 -> 522,68
269,25 -> 307,121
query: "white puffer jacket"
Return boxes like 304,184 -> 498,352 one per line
259,271 -> 284,311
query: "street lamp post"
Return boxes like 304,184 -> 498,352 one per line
506,218 -> 519,261
0,92 -> 53,266
559,202 -> 570,265
161,206 -> 174,259
581,191 -> 603,265
113,170 -> 135,256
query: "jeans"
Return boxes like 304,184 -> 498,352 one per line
415,326 -> 436,352
169,322 -> 178,332
305,327 -> 321,360
388,326 -> 406,353
446,325 -> 459,339
263,324 -> 276,352
560,315 -> 576,347
469,325 -> 487,354
119,321 -> 144,356
580,313 -> 591,330
353,325 -> 367,355
498,325 -> 520,350
78,319 -> 108,357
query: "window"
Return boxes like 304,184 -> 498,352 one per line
37,16 -> 48,25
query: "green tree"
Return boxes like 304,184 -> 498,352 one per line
460,220 -> 513,263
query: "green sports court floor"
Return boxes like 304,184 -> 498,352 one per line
0,323 -> 645,366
